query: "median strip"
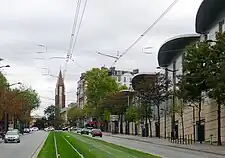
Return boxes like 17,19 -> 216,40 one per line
63,136 -> 84,158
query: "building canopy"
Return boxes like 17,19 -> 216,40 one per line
195,0 -> 225,34
157,34 -> 199,67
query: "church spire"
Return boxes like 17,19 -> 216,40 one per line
57,69 -> 64,86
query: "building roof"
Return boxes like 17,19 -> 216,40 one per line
157,34 -> 200,67
131,73 -> 157,91
195,0 -> 225,34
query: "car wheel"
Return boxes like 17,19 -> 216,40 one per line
4,140 -> 7,143
100,135 -> 102,137
17,140 -> 20,143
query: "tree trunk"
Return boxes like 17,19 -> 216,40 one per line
217,101 -> 222,146
148,118 -> 152,137
198,98 -> 202,143
120,114 -> 123,134
157,105 -> 160,138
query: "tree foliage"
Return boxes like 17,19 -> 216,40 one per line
67,106 -> 83,125
0,73 -> 40,123
124,106 -> 140,122
85,68 -> 122,118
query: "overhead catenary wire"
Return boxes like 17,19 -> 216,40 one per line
64,0 -> 88,77
111,0 -> 180,67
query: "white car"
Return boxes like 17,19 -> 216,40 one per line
4,130 -> 20,143
31,127 -> 39,131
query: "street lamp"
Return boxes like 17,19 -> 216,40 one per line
8,82 -> 22,87
142,47 -> 153,54
38,44 -> 48,53
157,65 -> 179,140
0,65 -> 10,69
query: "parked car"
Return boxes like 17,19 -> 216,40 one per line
24,128 -> 30,133
62,127 -> 68,131
4,130 -> 20,143
30,127 -> 39,131
77,128 -> 82,133
91,129 -> 102,137
81,128 -> 89,135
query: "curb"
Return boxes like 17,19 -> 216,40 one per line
110,135 -> 225,157
30,132 -> 50,158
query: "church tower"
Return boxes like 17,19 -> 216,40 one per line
55,70 -> 65,110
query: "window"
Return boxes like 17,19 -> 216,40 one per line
124,77 -> 126,82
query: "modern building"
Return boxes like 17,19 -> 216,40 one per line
108,67 -> 139,89
156,34 -> 200,140
152,0 -> 225,143
55,70 -> 66,111
76,73 -> 86,109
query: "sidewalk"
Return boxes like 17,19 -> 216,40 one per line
103,132 -> 225,156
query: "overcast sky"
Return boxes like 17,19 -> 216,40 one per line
0,0 -> 203,116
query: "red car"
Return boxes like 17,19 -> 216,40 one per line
91,129 -> 102,137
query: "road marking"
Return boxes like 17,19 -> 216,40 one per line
54,132 -> 60,158
63,136 -> 84,158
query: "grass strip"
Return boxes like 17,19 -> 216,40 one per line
68,132 -> 161,158
37,132 -> 56,158
55,132 -> 81,158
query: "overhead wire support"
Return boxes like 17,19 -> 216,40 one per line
111,0 -> 180,66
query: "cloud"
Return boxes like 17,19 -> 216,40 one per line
0,0 -> 203,116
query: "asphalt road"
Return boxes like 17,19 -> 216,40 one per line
91,134 -> 224,158
0,131 -> 48,158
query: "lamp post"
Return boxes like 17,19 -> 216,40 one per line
0,65 -> 10,69
157,62 -> 178,140
38,44 -> 48,53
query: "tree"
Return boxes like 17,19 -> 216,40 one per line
67,106 -> 83,126
205,32 -> 225,145
181,40 -> 211,143
44,105 -> 63,127
85,68 -> 120,119
33,117 -> 48,129
148,73 -> 171,138
124,106 -> 140,134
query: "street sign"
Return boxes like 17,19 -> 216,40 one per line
110,115 -> 119,121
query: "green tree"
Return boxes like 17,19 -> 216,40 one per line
85,68 -> 119,119
124,106 -> 140,134
181,40 -> 211,143
67,107 -> 83,126
205,32 -> 225,145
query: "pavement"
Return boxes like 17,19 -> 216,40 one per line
96,132 -> 225,158
0,130 -> 49,158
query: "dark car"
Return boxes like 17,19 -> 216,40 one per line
81,128 -> 89,135
62,127 -> 68,131
91,129 -> 102,137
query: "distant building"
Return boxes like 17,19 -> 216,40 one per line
55,70 -> 66,111
76,73 -> 86,109
108,67 -> 139,89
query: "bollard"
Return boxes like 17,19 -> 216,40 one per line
210,134 -> 213,145
188,135 -> 190,144
185,135 -> 187,145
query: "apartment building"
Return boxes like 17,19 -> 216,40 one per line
108,67 -> 139,89
76,73 -> 86,109
152,0 -> 225,143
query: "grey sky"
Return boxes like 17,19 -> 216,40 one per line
0,0 -> 202,116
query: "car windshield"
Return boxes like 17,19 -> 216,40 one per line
6,131 -> 18,135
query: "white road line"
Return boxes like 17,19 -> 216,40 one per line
54,132 -> 60,158
63,136 -> 84,158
